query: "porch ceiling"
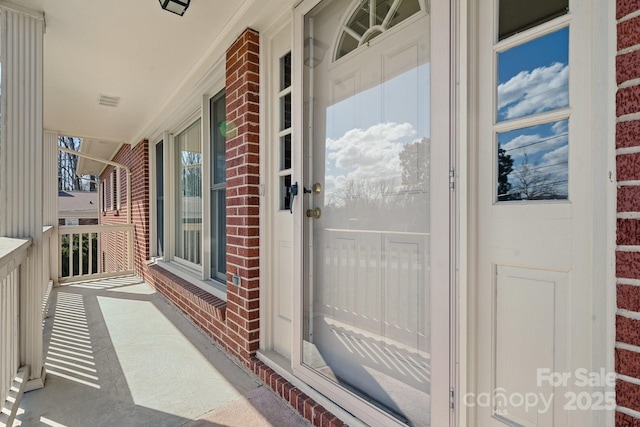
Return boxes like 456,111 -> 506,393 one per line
14,0 -> 289,164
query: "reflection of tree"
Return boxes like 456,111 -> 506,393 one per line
508,152 -> 563,200
181,151 -> 202,197
325,138 -> 429,232
400,138 -> 429,191
329,177 -> 396,209
497,147 -> 513,201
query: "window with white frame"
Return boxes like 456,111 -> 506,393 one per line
495,0 -> 569,202
110,171 -> 115,211
154,88 -> 227,293
210,90 -> 226,282
156,141 -> 164,257
174,120 -> 203,265
101,180 -> 106,213
279,52 -> 292,211
116,167 -> 122,210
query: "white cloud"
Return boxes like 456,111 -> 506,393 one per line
498,62 -> 568,120
324,122 -> 418,198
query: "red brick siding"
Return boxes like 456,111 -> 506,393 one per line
99,141 -> 150,277
617,1 -> 640,424
250,360 -> 347,427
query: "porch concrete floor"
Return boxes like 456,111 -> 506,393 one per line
14,276 -> 310,427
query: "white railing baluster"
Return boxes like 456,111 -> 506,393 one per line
58,234 -> 63,281
57,224 -> 135,283
78,233 -> 84,276
88,233 -> 93,275
68,233 -> 73,279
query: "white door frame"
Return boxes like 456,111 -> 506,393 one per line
291,0 -> 454,425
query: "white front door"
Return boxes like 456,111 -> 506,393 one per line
293,1 -> 452,426
474,1 -> 596,426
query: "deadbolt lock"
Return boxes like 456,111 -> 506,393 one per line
306,208 -> 321,219
312,183 -> 322,194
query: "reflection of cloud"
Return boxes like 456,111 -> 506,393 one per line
539,145 -> 569,185
501,132 -> 568,159
541,144 -> 568,165
498,62 -> 568,120
325,122 -> 417,197
551,120 -> 568,135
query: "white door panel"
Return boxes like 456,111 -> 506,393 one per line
474,1 -> 593,426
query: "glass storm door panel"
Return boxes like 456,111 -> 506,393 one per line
298,1 -> 446,426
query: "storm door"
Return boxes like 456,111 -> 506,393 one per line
293,1 -> 452,426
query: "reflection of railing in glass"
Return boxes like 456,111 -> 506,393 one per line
317,228 -> 429,353
307,227 -> 430,426
181,222 -> 201,265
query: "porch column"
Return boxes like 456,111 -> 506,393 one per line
0,4 -> 46,389
225,28 -> 261,363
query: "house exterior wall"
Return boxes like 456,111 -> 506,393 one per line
99,142 -> 149,276
616,0 -> 640,425
96,28 -> 345,427
91,4 -> 639,425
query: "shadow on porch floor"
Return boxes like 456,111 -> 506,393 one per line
14,276 -> 309,427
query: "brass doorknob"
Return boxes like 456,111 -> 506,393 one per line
306,208 -> 321,219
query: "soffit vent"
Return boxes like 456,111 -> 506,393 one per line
98,94 -> 121,107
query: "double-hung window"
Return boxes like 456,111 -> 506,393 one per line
158,88 -> 226,292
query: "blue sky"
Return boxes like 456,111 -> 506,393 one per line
498,27 -> 569,85
497,27 -> 569,122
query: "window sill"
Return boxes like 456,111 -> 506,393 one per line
153,259 -> 227,302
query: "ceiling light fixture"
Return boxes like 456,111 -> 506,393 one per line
159,0 -> 190,16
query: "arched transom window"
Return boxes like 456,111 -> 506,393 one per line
335,0 -> 423,60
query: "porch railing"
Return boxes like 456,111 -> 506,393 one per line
0,236 -> 32,427
58,224 -> 134,283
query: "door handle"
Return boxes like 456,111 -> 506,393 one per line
289,182 -> 298,214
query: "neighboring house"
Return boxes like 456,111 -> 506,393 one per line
57,191 -> 99,226
1,1 -> 638,426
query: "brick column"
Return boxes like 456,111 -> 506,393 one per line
224,28 -> 260,363
615,1 -> 640,425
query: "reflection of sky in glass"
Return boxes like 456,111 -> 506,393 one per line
497,119 -> 568,201
324,63 -> 430,202
497,27 -> 569,122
